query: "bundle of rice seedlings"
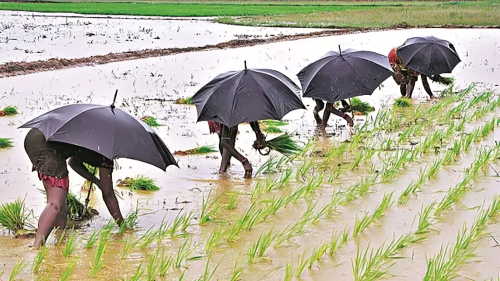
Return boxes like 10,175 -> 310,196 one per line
0,198 -> 35,237
174,145 -> 218,156
141,116 -> 162,127
429,75 -> 454,86
253,133 -> 302,157
394,97 -> 412,108
260,120 -> 288,134
117,176 -> 160,191
350,98 -> 375,115
0,106 -> 18,116
176,96 -> 194,105
0,138 -> 13,148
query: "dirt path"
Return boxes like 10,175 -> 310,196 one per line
0,24 -> 497,78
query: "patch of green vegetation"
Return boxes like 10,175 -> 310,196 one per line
176,97 -> 194,105
263,125 -> 282,134
0,106 -> 18,116
38,189 -> 98,220
216,1 -> 499,28
0,138 -> 13,148
141,116 -> 162,127
0,198 -> 34,235
394,97 -> 412,108
174,145 -> 218,155
0,2 -> 370,17
350,97 -> 375,115
118,175 -> 160,191
254,133 -> 302,157
261,120 -> 288,127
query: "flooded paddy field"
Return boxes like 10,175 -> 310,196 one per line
0,11 -> 325,64
0,22 -> 500,280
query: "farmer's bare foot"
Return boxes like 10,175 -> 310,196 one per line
242,159 -> 252,179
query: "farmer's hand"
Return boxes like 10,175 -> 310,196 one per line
343,114 -> 354,127
242,158 -> 252,179
101,160 -> 114,170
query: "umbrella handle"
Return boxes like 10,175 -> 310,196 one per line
80,167 -> 96,219
111,89 -> 118,109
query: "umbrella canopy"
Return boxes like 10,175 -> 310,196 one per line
192,64 -> 306,128
19,104 -> 178,171
397,36 -> 461,76
297,48 -> 394,104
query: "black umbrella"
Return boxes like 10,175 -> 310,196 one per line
397,36 -> 461,76
298,47 -> 394,104
19,92 -> 178,171
192,61 -> 306,128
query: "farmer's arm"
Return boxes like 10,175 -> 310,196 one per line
249,121 -> 265,144
421,75 -> 434,98
326,103 -> 354,127
340,100 -> 351,112
68,157 -> 100,186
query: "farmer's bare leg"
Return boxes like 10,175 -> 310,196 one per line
406,78 -> 417,99
318,104 -> 332,131
219,126 -> 252,178
326,103 -> 354,127
33,181 -> 67,247
313,99 -> 325,126
98,168 -> 123,226
421,75 -> 434,99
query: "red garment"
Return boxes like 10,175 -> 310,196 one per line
388,47 -> 399,66
37,171 -> 69,193
208,121 -> 221,135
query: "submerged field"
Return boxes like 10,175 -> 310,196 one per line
0,14 -> 499,281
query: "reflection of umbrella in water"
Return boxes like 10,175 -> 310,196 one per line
297,46 -> 394,104
192,61 -> 306,128
397,36 -> 461,76
19,91 -> 178,171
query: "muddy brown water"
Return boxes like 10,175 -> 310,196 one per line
0,24 -> 499,280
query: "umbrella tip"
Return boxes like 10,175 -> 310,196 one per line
338,45 -> 341,55
244,60 -> 247,70
111,89 -> 118,109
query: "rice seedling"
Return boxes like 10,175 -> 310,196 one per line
248,229 -> 274,263
264,195 -> 288,216
273,218 -> 308,247
0,198 -> 34,236
176,96 -> 194,104
117,175 -> 160,191
9,260 -> 27,281
327,227 -> 349,256
173,240 -> 195,269
295,159 -> 314,181
174,145 -> 218,155
62,229 -> 81,257
128,263 -> 144,281
84,228 -> 101,249
195,258 -> 219,281
308,243 -> 329,268
394,97 -> 412,108
276,168 -> 293,189
1,106 -> 18,115
205,228 -> 223,254
427,157 -> 444,180
89,236 -> 108,278
141,116 -> 162,127
119,207 -> 139,235
199,192 -> 223,225
372,192 -> 394,221
0,138 -> 13,148
31,245 -> 48,274
312,197 -> 339,223
146,249 -> 160,281
295,250 -> 310,278
352,243 -> 393,281
225,192 -> 238,210
435,185 -> 468,216
353,193 -> 393,237
326,142 -> 348,159
284,262 -> 293,281
168,211 -> 194,237
59,258 -> 79,281
353,212 -> 372,238
121,235 -> 137,259
416,201 -> 438,235
423,245 -> 457,281
397,179 -> 419,205
158,248 -> 173,277
230,258 -> 245,281
263,125 -> 282,133
137,224 -> 167,249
